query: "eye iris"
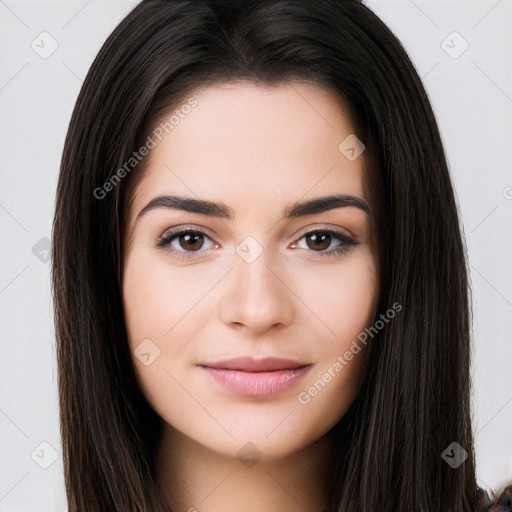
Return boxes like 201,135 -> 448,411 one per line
179,233 -> 204,251
306,232 -> 331,251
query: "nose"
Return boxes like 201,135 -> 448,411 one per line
219,255 -> 295,335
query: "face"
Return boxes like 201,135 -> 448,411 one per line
122,81 -> 379,461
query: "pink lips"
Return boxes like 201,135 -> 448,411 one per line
198,356 -> 312,397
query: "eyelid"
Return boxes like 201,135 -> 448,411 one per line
159,223 -> 217,240
293,223 -> 356,241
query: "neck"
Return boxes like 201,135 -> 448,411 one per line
152,424 -> 338,512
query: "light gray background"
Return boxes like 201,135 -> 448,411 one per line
0,1 -> 511,510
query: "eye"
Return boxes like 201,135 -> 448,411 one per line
156,228 -> 217,260
156,227 -> 358,260
291,229 -> 358,257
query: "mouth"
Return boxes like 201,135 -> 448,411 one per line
197,356 -> 312,397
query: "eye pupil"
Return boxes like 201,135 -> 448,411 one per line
306,232 -> 330,251
180,233 -> 204,251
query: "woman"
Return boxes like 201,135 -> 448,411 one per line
51,0 -> 503,510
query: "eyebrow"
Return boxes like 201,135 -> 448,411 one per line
136,193 -> 371,222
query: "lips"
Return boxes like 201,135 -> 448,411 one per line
197,356 -> 313,396
197,356 -> 310,373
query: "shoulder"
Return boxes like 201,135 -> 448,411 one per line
480,483 -> 512,511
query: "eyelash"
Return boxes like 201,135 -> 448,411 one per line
156,227 -> 358,261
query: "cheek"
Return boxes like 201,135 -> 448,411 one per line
122,250 -> 214,347
291,250 -> 377,406
121,251 -> 210,418
293,249 -> 378,343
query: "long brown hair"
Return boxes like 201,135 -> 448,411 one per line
52,1 -> 488,510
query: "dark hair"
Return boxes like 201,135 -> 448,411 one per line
52,0 -> 489,510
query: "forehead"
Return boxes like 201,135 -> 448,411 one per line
128,81 -> 365,222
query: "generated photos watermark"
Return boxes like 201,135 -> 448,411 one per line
297,302 -> 402,405
93,96 -> 198,200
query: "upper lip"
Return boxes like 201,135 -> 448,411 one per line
198,356 -> 311,372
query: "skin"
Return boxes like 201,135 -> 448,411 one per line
122,81 -> 379,512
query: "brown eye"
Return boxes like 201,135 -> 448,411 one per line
305,232 -> 332,251
294,229 -> 358,257
177,232 -> 205,252
156,228 -> 216,259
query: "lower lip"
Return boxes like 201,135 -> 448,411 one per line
199,365 -> 312,397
